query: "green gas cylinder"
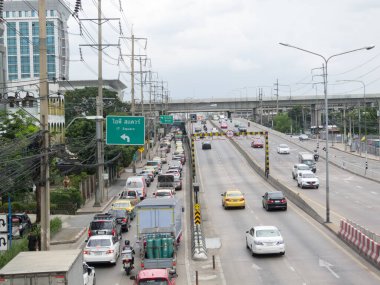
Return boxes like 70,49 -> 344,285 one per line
146,238 -> 154,259
154,237 -> 162,258
162,238 -> 169,258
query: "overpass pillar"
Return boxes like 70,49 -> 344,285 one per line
311,104 -> 322,135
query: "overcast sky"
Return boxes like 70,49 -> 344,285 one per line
67,0 -> 380,101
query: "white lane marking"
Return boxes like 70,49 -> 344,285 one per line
201,264 -> 213,269
319,258 -> 340,279
198,275 -> 218,281
356,185 -> 363,189
370,191 -> 378,195
215,254 -> 227,285
251,263 -> 262,270
289,266 -> 295,272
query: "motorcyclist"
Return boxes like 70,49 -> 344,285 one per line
122,240 -> 135,267
314,149 -> 319,161
248,122 -> 251,127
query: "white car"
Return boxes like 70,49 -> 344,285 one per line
292,163 -> 311,180
299,134 -> 310,141
83,235 -> 121,265
83,262 -> 96,285
297,171 -> 319,189
277,144 -> 290,154
153,189 -> 175,198
246,226 -> 285,255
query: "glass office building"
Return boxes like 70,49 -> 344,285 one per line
2,0 -> 70,83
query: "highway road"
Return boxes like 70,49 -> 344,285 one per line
193,124 -> 380,284
213,118 -> 380,233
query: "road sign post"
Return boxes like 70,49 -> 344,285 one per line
106,116 -> 145,145
159,115 -> 174,124
226,130 -> 233,138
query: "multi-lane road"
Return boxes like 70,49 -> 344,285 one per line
191,119 -> 380,284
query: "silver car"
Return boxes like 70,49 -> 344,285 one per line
83,235 -> 121,264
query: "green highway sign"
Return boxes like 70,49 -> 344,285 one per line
160,115 -> 174,124
106,116 -> 145,145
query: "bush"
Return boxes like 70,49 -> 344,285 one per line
0,202 -> 37,213
51,187 -> 83,208
50,217 -> 62,237
0,238 -> 28,269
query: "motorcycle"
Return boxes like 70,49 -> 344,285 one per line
121,247 -> 134,275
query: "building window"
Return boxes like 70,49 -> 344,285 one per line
50,10 -> 55,17
7,23 -> 16,37
8,74 -> 18,81
5,11 -> 9,18
31,10 -> 36,17
19,22 -> 29,36
32,22 -> 39,35
46,21 -> 54,35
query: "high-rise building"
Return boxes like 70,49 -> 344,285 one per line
2,0 -> 70,84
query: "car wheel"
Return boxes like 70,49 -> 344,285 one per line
292,174 -> 295,179
280,251 -> 285,256
297,183 -> 300,187
262,202 -> 265,208
265,204 -> 269,211
283,207 -> 287,211
251,246 -> 255,257
301,185 -> 304,189
316,186 -> 319,189
246,239 -> 249,249
242,206 -> 245,209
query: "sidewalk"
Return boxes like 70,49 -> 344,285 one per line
50,145 -> 159,246
331,142 -> 380,161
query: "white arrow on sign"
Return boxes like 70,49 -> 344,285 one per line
0,233 -> 7,251
319,258 -> 340,279
120,134 -> 130,142
0,214 -> 7,232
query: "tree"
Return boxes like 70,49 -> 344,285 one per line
273,113 -> 292,133
0,110 -> 41,214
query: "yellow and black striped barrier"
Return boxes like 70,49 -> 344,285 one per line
194,203 -> 201,225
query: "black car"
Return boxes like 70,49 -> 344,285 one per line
262,191 -> 287,211
88,216 -> 122,240
107,209 -> 130,232
9,213 -> 32,238
202,141 -> 212,150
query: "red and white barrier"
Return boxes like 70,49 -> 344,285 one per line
339,220 -> 347,238
361,236 -> 370,255
355,231 -> 363,248
345,223 -> 353,241
371,242 -> 380,263
367,239 -> 375,258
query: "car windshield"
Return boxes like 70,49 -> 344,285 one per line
147,161 -> 158,166
303,174 -> 315,178
303,160 -> 314,166
114,202 -> 131,208
90,221 -> 112,230
87,238 -> 111,247
298,165 -> 309,170
108,210 -> 125,218
279,144 -> 288,148
138,280 -> 168,285
268,192 -> 284,199
156,191 -> 171,197
256,229 -> 280,237
127,181 -> 143,188
227,192 -> 242,197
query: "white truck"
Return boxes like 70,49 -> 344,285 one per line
0,249 -> 95,285
298,152 -> 316,173
135,198 -> 183,272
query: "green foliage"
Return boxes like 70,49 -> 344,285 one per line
274,113 -> 292,133
0,238 -> 28,269
50,217 -> 62,236
0,110 -> 39,141
50,187 -> 83,208
0,202 -> 37,213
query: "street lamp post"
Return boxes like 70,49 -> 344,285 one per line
280,43 -> 375,223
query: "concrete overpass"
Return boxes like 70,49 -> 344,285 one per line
139,93 -> 380,126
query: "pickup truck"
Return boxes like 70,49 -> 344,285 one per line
292,163 -> 311,180
131,269 -> 177,285
297,171 -> 320,189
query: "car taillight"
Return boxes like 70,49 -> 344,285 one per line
267,200 -> 274,204
106,249 -> 114,254
87,229 -> 91,237
281,199 -> 286,203
122,218 -> 127,223
141,262 -> 144,268
240,198 -> 245,201
225,199 -> 231,202
112,229 -> 116,236
83,250 -> 89,254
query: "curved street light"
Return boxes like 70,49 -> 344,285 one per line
279,43 -> 375,223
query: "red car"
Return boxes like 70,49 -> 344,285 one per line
220,122 -> 228,129
251,139 -> 264,148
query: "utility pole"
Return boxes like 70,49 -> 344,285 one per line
80,2 -> 119,206
274,79 -> 279,114
131,34 -> 135,116
139,57 -> 145,116
259,88 -> 263,125
95,0 -> 104,206
39,0 -> 50,251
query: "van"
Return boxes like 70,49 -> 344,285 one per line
126,176 -> 147,200
298,152 -> 316,173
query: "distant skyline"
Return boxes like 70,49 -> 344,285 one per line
67,0 -> 380,101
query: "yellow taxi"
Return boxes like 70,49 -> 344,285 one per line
112,199 -> 136,219
221,190 -> 246,209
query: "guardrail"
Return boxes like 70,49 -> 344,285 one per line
248,121 -> 380,183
